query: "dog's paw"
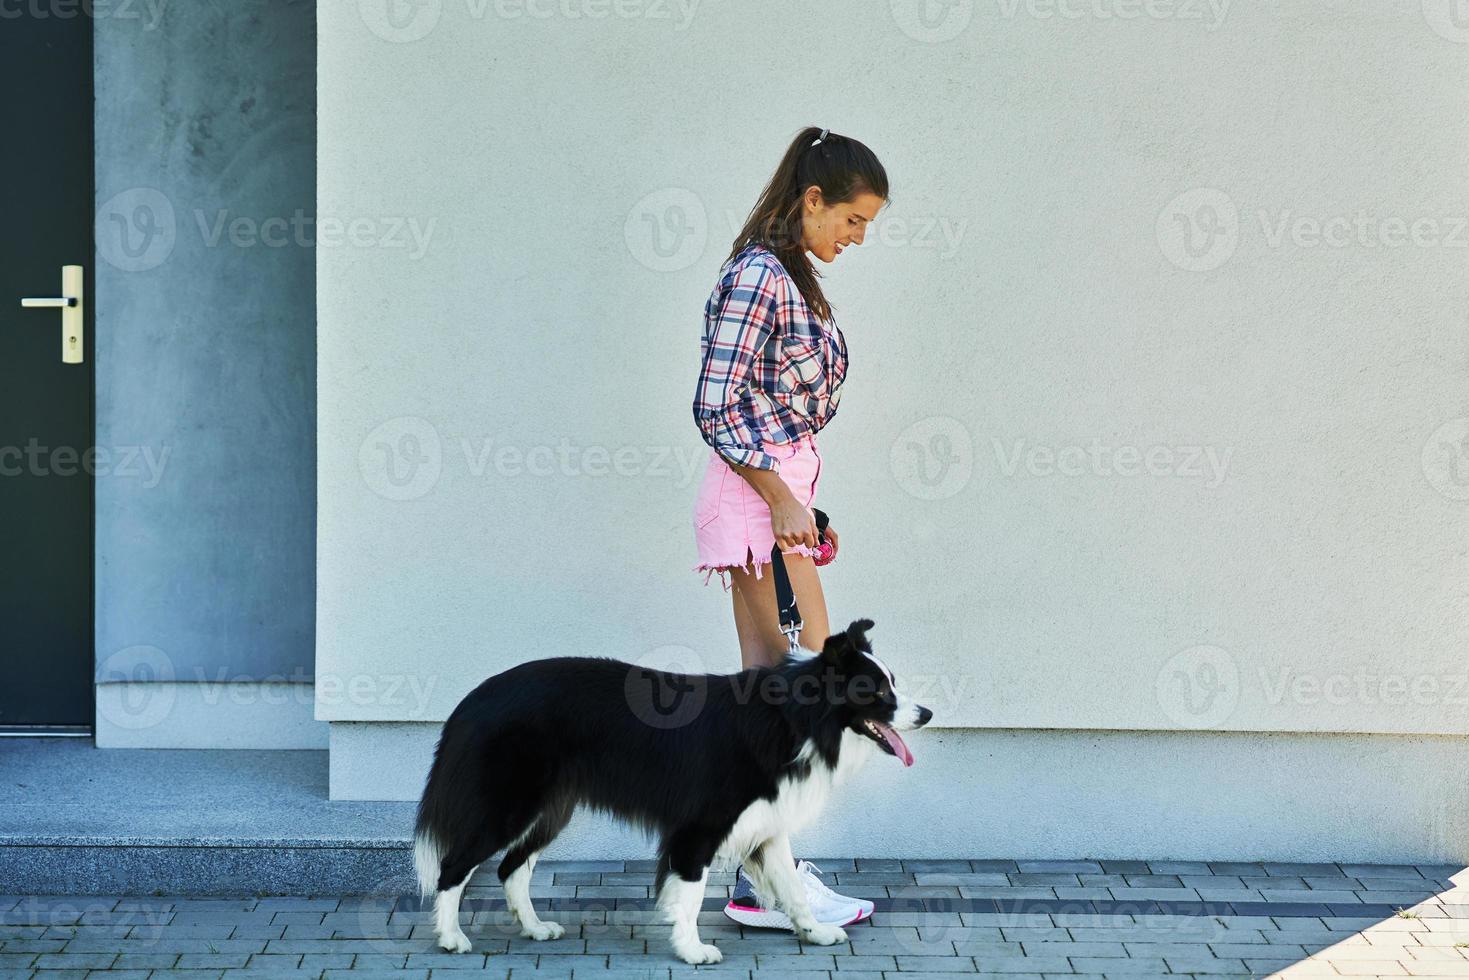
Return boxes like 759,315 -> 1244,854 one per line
799,923 -> 847,946
436,931 -> 474,954
674,941 -> 723,964
521,920 -> 565,941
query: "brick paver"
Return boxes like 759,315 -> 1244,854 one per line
2,860 -> 1467,978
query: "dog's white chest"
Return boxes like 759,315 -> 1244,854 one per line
716,732 -> 875,862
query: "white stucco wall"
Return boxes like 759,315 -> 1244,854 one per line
318,0 -> 1469,852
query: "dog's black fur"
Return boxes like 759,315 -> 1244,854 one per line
413,618 -> 929,916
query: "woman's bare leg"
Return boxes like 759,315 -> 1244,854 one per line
725,551 -> 869,924
729,550 -> 830,669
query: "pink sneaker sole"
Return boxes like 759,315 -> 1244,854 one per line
723,901 -> 872,930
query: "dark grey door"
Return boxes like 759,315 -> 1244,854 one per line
0,13 -> 95,731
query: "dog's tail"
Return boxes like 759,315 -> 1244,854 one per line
412,821 -> 444,901
413,739 -> 453,900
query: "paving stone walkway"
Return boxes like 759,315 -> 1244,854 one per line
4,859 -> 1469,980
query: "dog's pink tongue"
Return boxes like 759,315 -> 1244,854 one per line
877,723 -> 914,767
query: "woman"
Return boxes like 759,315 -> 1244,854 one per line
690,126 -> 890,930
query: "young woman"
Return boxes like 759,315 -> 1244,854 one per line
690,126 -> 890,930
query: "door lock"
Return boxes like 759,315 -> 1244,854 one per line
19,265 -> 84,364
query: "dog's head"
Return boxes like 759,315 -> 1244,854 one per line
818,619 -> 932,767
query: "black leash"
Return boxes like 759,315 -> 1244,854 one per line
771,507 -> 829,654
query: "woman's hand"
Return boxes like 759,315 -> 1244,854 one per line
823,524 -> 839,559
769,492 -> 819,551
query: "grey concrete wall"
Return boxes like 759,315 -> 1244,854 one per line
93,2 -> 316,705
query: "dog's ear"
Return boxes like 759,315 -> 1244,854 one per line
821,618 -> 874,665
846,618 -> 875,651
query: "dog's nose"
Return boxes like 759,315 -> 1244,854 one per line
916,705 -> 933,727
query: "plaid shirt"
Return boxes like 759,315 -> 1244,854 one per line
692,243 -> 848,473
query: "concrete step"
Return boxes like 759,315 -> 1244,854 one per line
0,738 -> 416,895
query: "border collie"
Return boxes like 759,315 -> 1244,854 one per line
412,618 -> 931,964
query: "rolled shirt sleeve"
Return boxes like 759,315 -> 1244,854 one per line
692,260 -> 782,473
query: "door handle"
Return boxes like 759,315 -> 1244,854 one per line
18,265 -> 84,364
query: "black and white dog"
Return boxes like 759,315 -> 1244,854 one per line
412,618 -> 931,964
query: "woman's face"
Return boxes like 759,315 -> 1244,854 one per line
802,188 -> 885,263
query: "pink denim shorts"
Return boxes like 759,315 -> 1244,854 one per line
691,433 -> 823,591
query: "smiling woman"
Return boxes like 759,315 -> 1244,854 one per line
687,125 -> 892,933
690,127 -> 888,657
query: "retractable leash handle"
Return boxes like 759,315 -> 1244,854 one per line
772,508 -> 831,654
812,508 -> 832,563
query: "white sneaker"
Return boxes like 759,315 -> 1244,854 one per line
722,861 -> 870,930
797,860 -> 874,921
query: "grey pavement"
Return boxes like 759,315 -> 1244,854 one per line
4,859 -> 1469,979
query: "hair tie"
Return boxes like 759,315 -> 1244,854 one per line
810,128 -> 829,147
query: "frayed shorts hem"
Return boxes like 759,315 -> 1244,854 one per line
692,544 -> 820,592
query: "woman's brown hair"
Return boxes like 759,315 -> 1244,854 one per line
725,127 -> 889,324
